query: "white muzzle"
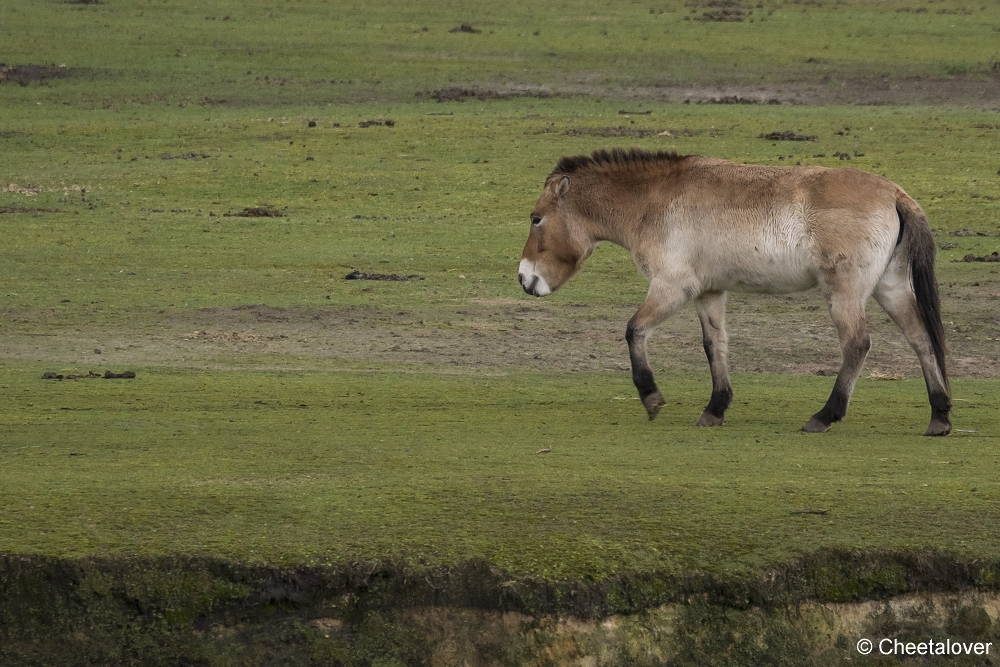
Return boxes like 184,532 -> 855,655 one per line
517,259 -> 552,297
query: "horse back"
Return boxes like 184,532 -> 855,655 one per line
645,161 -> 903,292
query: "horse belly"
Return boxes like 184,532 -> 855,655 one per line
723,260 -> 818,294
709,234 -> 818,294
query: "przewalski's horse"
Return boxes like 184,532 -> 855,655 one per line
518,149 -> 951,436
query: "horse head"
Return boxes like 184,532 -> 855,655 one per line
518,174 -> 594,297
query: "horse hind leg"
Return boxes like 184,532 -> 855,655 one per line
694,291 -> 732,426
803,291 -> 871,433
873,265 -> 952,436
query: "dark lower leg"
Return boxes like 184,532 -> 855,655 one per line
627,320 -> 665,420
695,292 -> 731,426
703,385 -> 733,419
803,325 -> 870,433
872,288 -> 951,436
803,382 -> 851,431
626,283 -> 691,421
695,338 -> 732,426
925,390 -> 952,436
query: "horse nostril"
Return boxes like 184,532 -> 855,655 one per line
517,273 -> 524,286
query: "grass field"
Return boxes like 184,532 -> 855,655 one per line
3,364 -> 1000,580
4,0 -> 1000,106
2,0 -> 1000,662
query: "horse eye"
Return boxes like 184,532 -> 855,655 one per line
530,215 -> 542,226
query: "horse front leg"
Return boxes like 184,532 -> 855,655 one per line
626,281 -> 691,421
694,291 -> 732,426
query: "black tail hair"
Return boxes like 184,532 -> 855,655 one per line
897,196 -> 949,391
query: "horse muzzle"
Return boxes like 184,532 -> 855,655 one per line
517,259 -> 552,297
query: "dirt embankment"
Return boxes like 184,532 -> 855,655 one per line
2,550 -> 999,665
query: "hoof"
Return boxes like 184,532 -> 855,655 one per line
695,411 -> 724,427
643,392 -> 665,421
801,417 -> 831,433
924,419 -> 952,436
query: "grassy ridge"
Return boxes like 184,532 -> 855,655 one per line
3,363 -> 998,581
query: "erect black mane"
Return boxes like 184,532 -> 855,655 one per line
549,148 -> 687,179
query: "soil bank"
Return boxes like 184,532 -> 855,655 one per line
3,550 -> 1000,665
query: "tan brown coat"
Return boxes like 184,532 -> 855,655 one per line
518,149 -> 950,435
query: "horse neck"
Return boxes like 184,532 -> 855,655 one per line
570,182 -> 647,252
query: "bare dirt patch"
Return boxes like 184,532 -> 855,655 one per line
5,283 -> 996,382
470,72 -> 992,107
228,303 -> 289,320
689,95 -> 782,105
820,76 -> 1000,107
759,130 -> 817,142
616,77 -> 1000,108
686,0 -> 746,23
564,126 -> 692,139
344,270 -> 423,281
223,206 -> 283,218
950,228 -> 996,237
961,252 -> 1000,263
0,206 -> 62,214
40,370 -> 134,380
448,23 -> 481,34
0,64 -> 71,85
160,152 -> 213,160
432,75 -> 1000,107
424,87 -> 558,102
181,330 -> 287,344
174,291 -> 998,379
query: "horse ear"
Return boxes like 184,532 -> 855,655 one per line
557,176 -> 570,197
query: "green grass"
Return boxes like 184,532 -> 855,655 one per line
3,0 -> 1000,106
2,363 -> 998,581
2,101 -> 999,322
3,0 -> 1000,589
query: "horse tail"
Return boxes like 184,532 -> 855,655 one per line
896,192 -> 949,392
